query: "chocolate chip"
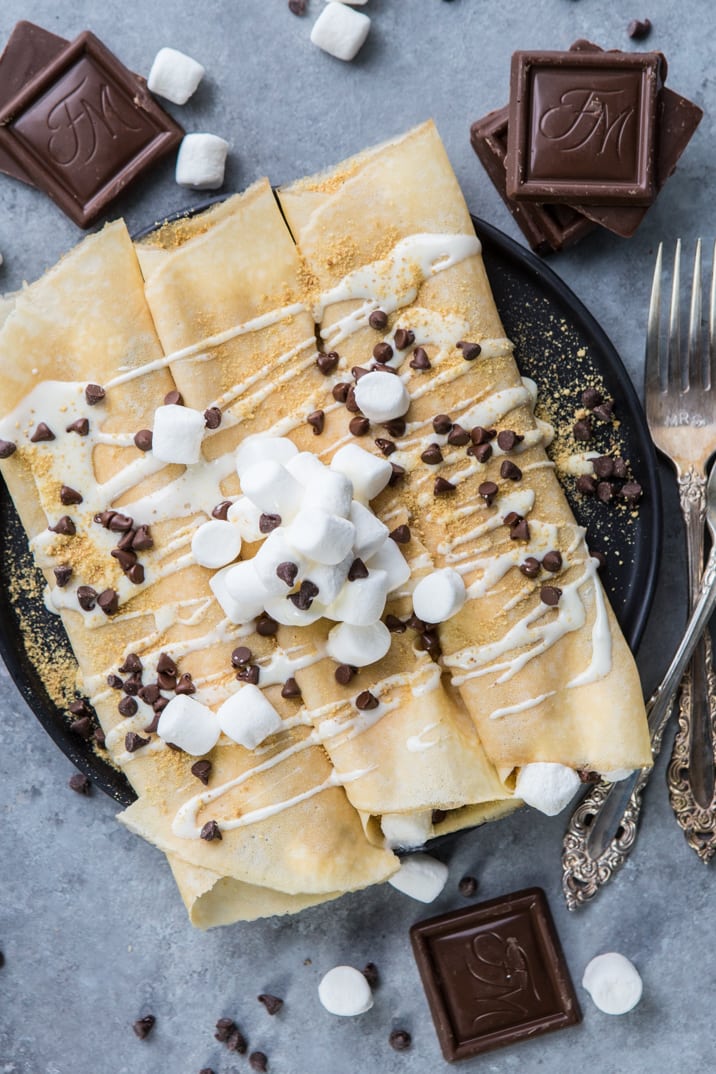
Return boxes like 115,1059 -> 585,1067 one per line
143,711 -> 161,735
98,589 -> 119,616
478,481 -> 498,504
133,429 -> 153,452
573,418 -> 592,441
53,565 -> 73,587
0,439 -> 16,458
620,481 -> 643,504
410,346 -> 431,370
119,653 -> 142,673
352,365 -> 371,381
50,515 -> 76,536
500,460 -> 522,481
117,528 -> 137,551
597,481 -> 615,503
153,696 -> 169,714
249,1053 -> 268,1073
627,17 -> 652,38
470,426 -> 496,445
69,772 -> 91,795
384,417 -> 406,437
519,557 -> 541,578
458,875 -> 478,897
157,653 -> 177,676
345,386 -> 360,413
215,1017 -> 236,1042
111,548 -> 138,572
496,429 -> 524,451
164,390 -> 183,406
374,362 -> 397,375
191,760 -> 212,785
418,630 -> 442,661
334,664 -> 356,685
593,456 -> 615,479
432,414 -> 452,435
66,417 -> 90,436
348,557 -> 369,581
30,421 -> 55,443
389,1029 -> 412,1052
123,672 -> 143,696
592,400 -> 614,423
612,456 -> 629,480
132,1015 -> 155,1040
94,726 -> 106,749
139,683 -> 161,705
157,670 -> 177,691
389,524 -> 411,544
503,511 -> 522,528
432,807 -> 447,824
457,340 -> 481,361
119,696 -> 138,718
576,474 -> 597,495
316,350 -> 340,374
201,820 -> 222,842
212,500 -> 232,521
289,579 -> 319,610
510,518 -> 530,541
125,731 -> 150,752
256,613 -> 279,637
447,424 -> 470,446
349,415 -> 370,436
107,674 -> 123,690
258,993 -> 284,1015
176,673 -> 196,695
204,406 -> 222,429
259,513 -> 282,534
77,585 -> 97,611
540,585 -> 562,606
356,690 -> 379,710
227,1028 -> 248,1053
332,381 -> 351,403
288,0 -> 307,13
372,341 -> 394,364
276,561 -> 299,587
407,614 -> 427,632
369,309 -> 388,330
94,510 -> 116,528
281,677 -> 302,699
307,409 -> 325,435
581,387 -> 603,410
236,664 -> 260,685
231,646 -> 252,668
394,328 -> 415,350
362,962 -> 379,988
542,550 -> 563,573
127,563 -> 145,585
421,443 -> 443,465
385,614 -> 406,632
85,383 -> 106,406
467,442 -> 492,463
388,462 -> 405,486
131,526 -> 154,553
109,513 -> 134,532
70,716 -> 93,739
434,476 -> 456,496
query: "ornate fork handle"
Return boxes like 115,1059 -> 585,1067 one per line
562,546 -> 716,909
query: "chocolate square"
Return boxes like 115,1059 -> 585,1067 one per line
0,31 -> 183,227
506,50 -> 664,205
410,887 -> 581,1061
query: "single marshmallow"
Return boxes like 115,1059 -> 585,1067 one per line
286,510 -> 355,566
241,460 -> 303,520
388,853 -> 448,902
210,565 -> 251,623
318,966 -> 373,1017
191,519 -> 242,569
157,694 -> 220,755
349,501 -> 388,560
227,496 -> 264,543
515,762 -> 582,816
412,568 -> 466,624
354,371 -> 410,423
223,560 -> 269,622
582,953 -> 643,1015
302,470 -> 353,519
381,810 -> 433,850
236,435 -> 298,479
286,451 -> 327,487
253,530 -> 306,596
327,569 -> 388,626
152,404 -> 206,465
218,684 -> 283,750
310,3 -> 371,62
175,133 -> 229,190
331,444 -> 392,502
263,592 -> 325,627
601,768 -> 635,783
366,538 -> 410,593
326,620 -> 391,667
147,47 -> 205,105
305,555 -> 352,605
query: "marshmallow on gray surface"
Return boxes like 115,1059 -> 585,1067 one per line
286,510 -> 355,565
326,620 -> 391,667
191,519 -> 242,569
349,501 -> 388,560
175,133 -> 229,190
302,469 -> 353,518
388,853 -> 448,902
582,953 -> 643,1015
331,444 -> 392,502
381,810 -> 433,850
306,555 -> 352,605
236,435 -> 298,479
218,683 -> 283,750
241,460 -> 303,520
515,762 -> 582,816
310,2 -> 371,62
412,568 -> 466,623
152,404 -> 206,465
157,695 -> 220,755
147,47 -> 205,105
354,371 -> 410,423
366,538 -> 410,593
318,966 -> 373,1017
327,569 -> 388,625
223,560 -> 270,622
227,496 -> 264,543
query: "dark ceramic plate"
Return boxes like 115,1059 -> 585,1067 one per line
0,213 -> 661,806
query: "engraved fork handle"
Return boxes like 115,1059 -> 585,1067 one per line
562,545 -> 716,909
667,469 -> 716,860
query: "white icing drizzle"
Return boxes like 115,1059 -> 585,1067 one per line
489,691 -> 557,721
406,721 -> 440,752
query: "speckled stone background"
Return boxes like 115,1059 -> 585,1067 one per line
0,2 -> 714,1072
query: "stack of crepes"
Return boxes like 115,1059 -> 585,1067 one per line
0,122 -> 650,927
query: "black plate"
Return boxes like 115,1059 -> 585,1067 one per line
0,214 -> 661,806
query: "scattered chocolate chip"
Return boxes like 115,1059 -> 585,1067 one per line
597,481 -> 615,503
388,462 -> 405,486
457,340 -> 482,361
394,328 -> 415,350
276,561 -> 299,587
139,683 -> 161,705
373,341 -> 394,364
410,346 -> 431,370
612,457 -> 629,480
98,588 -> 119,616
30,422 -> 55,443
385,614 -> 406,633
127,563 -> 145,585
362,962 -> 379,988
157,670 -> 177,691
259,513 -> 282,534
133,429 -> 153,452
459,875 -> 478,897
69,699 -> 93,720
70,716 -> 93,739
592,400 -> 614,423
503,511 -> 521,528
418,629 -> 442,661
519,557 -> 541,578
68,772 -> 91,795
307,409 -> 325,435
389,1029 -> 412,1052
176,673 -> 196,695
85,383 -> 106,406
164,390 -> 183,406
214,1017 -> 236,1043
76,585 -> 97,611
131,525 -> 154,552
191,760 -> 212,785
468,442 -> 492,463
496,429 -> 524,451
289,579 -> 319,610
0,439 -> 16,458
109,513 -> 134,532
201,820 -> 222,842
212,500 -> 232,521
345,386 -> 360,413
500,460 -> 522,481
348,557 -> 369,581
470,426 -> 496,445
369,309 -> 388,330
540,585 -> 562,607
593,456 -> 615,479
258,993 -> 284,1015
576,474 -> 597,495
434,476 -> 456,496
407,613 -> 427,632
288,0 -> 307,13
236,664 -> 260,685
119,653 -> 142,673
107,674 -> 123,690
332,381 -> 351,404
204,406 -> 222,429
384,417 -> 406,437
375,437 -> 396,457
334,664 -> 356,685
249,1053 -> 268,1073
573,418 -> 592,442
620,481 -> 643,504
432,807 -> 447,824
94,510 -> 116,528
112,548 -> 138,572
157,653 -> 177,676
118,696 -> 139,718
199,1069 -> 215,1074
123,672 -> 143,696
153,696 -> 169,714
132,1015 -> 155,1040
226,1028 -> 246,1053
50,515 -> 76,536
53,564 -> 73,587
94,726 -> 106,749
581,387 -> 603,410
542,550 -> 563,573
125,731 -> 150,752
356,690 -> 379,710
352,365 -> 371,381
117,528 -> 137,551
143,710 -> 161,735
281,677 -> 302,699
421,443 -> 443,465
349,415 -> 370,436
256,613 -> 279,637
478,480 -> 498,505
447,424 -> 470,447
510,518 -> 530,541
231,646 -> 252,668
316,350 -> 340,374
432,414 -> 453,435
66,417 -> 90,436
627,17 -> 652,38
389,524 -> 411,544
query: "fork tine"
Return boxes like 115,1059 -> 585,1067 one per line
709,238 -> 716,391
688,238 -> 703,389
668,239 -> 684,391
645,242 -> 663,394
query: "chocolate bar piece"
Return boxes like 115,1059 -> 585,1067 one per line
410,887 -> 581,1061
506,49 -> 664,205
0,31 -> 183,227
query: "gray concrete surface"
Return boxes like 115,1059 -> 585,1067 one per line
0,1 -> 714,1071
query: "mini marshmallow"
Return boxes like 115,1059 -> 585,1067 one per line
227,496 -> 264,543
191,519 -> 242,569
305,555 -> 352,605
236,435 -> 298,479
331,444 -> 392,502
285,451 -> 326,487
222,560 -> 269,622
318,966 -> 373,1017
310,3 -> 371,62
354,371 -> 410,423
147,47 -> 205,105
157,694 -> 220,756
381,810 -> 433,850
366,538 -> 411,593
263,592 -> 325,627
241,460 -> 303,520
582,953 -> 643,1015
218,683 -> 282,750
302,469 -> 353,518
175,133 -> 229,190
412,568 -> 466,624
388,853 -> 448,903
327,569 -> 388,625
286,510 -> 355,566
210,565 -> 251,623
152,404 -> 206,465
515,762 -> 582,816
349,501 -> 388,560
326,620 -> 391,667
253,530 -> 306,596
